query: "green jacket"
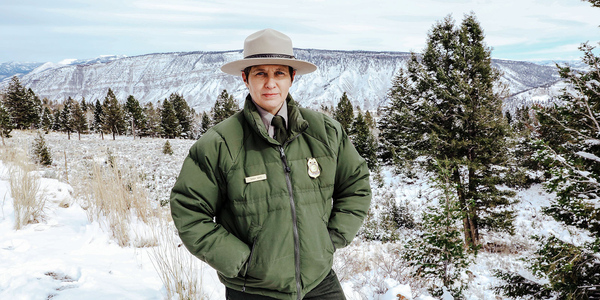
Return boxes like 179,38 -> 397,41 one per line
170,95 -> 371,300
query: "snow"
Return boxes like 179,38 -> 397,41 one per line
0,130 -> 590,299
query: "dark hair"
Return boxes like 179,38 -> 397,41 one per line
243,66 -> 295,82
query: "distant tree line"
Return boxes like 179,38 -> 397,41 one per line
0,77 -> 243,142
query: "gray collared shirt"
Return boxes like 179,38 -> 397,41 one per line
252,100 -> 288,139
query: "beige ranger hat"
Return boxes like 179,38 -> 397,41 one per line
221,28 -> 317,76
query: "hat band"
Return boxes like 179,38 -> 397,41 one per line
245,54 -> 296,59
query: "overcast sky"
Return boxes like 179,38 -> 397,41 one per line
1,0 -> 599,63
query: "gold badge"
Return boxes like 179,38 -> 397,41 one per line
307,158 -> 320,178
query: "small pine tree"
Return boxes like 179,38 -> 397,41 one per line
32,131 -> 52,166
333,92 -> 354,133
211,89 -> 238,126
404,161 -> 471,299
162,140 -> 174,155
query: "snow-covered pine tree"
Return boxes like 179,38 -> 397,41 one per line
102,88 -> 126,140
404,160 -> 471,299
160,98 -> 181,139
32,131 -> 52,166
26,88 -> 41,130
162,140 -> 174,155
169,93 -> 194,139
60,97 -> 75,140
200,111 -> 211,135
124,95 -> 146,139
143,102 -> 161,138
498,41 -> 600,300
378,13 -> 514,248
350,110 -> 379,171
333,92 -> 354,134
41,106 -> 53,134
3,76 -> 30,129
93,99 -> 105,139
211,89 -> 238,126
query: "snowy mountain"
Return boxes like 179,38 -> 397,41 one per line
1,50 -> 561,112
0,61 -> 44,81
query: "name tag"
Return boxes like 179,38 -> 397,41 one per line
245,174 -> 267,183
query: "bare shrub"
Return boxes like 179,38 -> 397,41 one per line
149,217 -> 205,300
8,158 -> 45,230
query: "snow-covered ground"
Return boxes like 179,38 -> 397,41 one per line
0,130 -> 570,299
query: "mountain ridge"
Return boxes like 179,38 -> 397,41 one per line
1,49 -> 561,112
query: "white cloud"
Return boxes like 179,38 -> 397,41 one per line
1,0 -> 599,62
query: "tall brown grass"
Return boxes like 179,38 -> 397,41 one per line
82,160 -> 157,247
149,216 -> 206,300
0,144 -> 46,230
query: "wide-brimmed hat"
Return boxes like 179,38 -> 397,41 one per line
221,29 -> 317,76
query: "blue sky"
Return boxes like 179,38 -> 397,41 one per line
1,0 -> 599,63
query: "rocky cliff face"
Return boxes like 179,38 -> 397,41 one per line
2,49 -> 561,112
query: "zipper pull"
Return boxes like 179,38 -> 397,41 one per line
278,147 -> 291,173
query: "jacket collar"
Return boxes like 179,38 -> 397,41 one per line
243,94 -> 309,145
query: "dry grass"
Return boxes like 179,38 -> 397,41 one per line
149,217 -> 205,300
1,143 -> 46,230
82,160 -> 157,247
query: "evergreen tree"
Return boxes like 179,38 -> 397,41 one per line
160,98 -> 181,139
364,110 -> 376,129
31,131 -> 52,166
71,100 -> 88,140
3,76 -> 29,129
60,97 -> 75,140
124,95 -> 146,139
163,140 -> 174,155
378,14 -> 514,248
26,88 -> 41,129
143,102 -> 161,138
200,111 -> 211,135
80,97 -> 88,112
498,42 -> 600,300
350,110 -> 379,171
41,106 -> 53,134
102,88 -> 126,140
170,93 -> 194,139
93,99 -> 105,139
404,161 -> 471,299
333,92 -> 354,133
52,108 -> 61,131
211,89 -> 238,125
0,104 -> 13,146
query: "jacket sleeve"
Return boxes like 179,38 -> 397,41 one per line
170,135 -> 250,278
328,125 -> 372,249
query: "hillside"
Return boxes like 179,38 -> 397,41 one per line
1,50 -> 561,112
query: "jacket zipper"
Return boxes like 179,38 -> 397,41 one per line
242,236 -> 258,293
278,145 -> 302,300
